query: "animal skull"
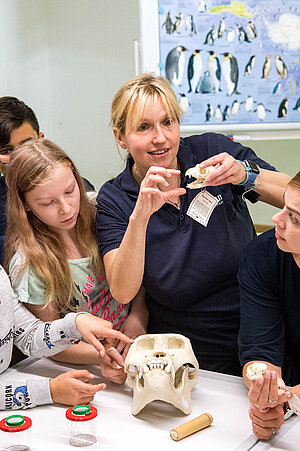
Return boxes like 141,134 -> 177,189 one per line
185,164 -> 215,189
125,334 -> 199,415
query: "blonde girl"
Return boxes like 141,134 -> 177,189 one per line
5,138 -> 134,383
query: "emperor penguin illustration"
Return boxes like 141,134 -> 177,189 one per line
206,51 -> 221,92
165,46 -> 187,87
241,95 -> 256,112
198,0 -> 207,13
205,104 -> 214,121
246,20 -> 257,40
173,12 -> 184,33
278,98 -> 289,117
253,103 -> 271,121
215,104 -> 222,122
236,24 -> 250,43
272,81 -> 282,95
275,55 -> 288,79
222,52 -> 240,96
204,25 -> 217,46
231,99 -> 239,116
188,49 -> 203,93
199,71 -> 213,93
162,11 -> 173,34
261,56 -> 271,79
218,17 -> 226,38
293,97 -> 300,111
244,55 -> 255,76
179,93 -> 190,113
186,14 -> 197,36
226,27 -> 235,43
222,105 -> 230,121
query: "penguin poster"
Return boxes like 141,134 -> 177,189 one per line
142,0 -> 300,129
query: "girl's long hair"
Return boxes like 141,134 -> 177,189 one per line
4,138 -> 103,311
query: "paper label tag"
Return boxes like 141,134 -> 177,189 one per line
187,191 -> 218,227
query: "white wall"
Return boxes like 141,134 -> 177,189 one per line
0,0 -> 53,133
45,0 -> 140,187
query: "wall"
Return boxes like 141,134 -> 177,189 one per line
0,0 -> 298,225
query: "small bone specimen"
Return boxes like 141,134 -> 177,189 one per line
185,164 -> 215,189
246,362 -> 268,380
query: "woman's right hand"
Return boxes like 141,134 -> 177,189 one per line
248,370 -> 292,440
133,166 -> 186,221
49,369 -> 106,405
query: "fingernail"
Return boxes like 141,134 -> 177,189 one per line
100,350 -> 105,357
258,377 -> 264,384
89,373 -> 95,378
272,372 -> 277,379
287,392 -> 292,398
265,370 -> 270,378
120,361 -> 125,367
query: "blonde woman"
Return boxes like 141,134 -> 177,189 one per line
97,73 -> 291,377
5,138 -> 143,384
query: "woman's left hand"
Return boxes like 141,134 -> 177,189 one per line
200,152 -> 246,186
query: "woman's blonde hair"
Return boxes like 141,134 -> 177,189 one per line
4,138 -> 102,311
111,73 -> 183,138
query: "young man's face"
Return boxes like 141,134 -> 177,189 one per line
0,121 -> 44,174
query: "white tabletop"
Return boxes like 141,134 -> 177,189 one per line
0,357 -> 298,450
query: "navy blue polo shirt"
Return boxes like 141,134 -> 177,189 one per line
238,228 -> 300,386
97,133 -> 276,363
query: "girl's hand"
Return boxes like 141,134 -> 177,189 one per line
49,369 -> 106,405
200,152 -> 246,186
75,314 -> 133,357
98,353 -> 127,385
133,166 -> 186,221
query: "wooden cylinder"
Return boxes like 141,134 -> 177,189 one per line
170,413 -> 213,441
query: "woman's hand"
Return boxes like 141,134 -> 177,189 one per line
132,166 -> 186,221
247,370 -> 292,440
75,314 -> 133,357
49,369 -> 106,405
249,403 -> 284,440
248,370 -> 291,411
200,152 -> 246,186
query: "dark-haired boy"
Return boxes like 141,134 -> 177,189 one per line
0,96 -> 94,236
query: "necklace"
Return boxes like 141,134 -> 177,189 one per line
134,164 -> 181,210
134,165 -> 144,181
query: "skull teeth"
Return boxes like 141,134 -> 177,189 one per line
135,358 -> 175,379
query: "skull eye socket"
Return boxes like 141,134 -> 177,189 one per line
135,337 -> 155,351
167,337 -> 185,349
